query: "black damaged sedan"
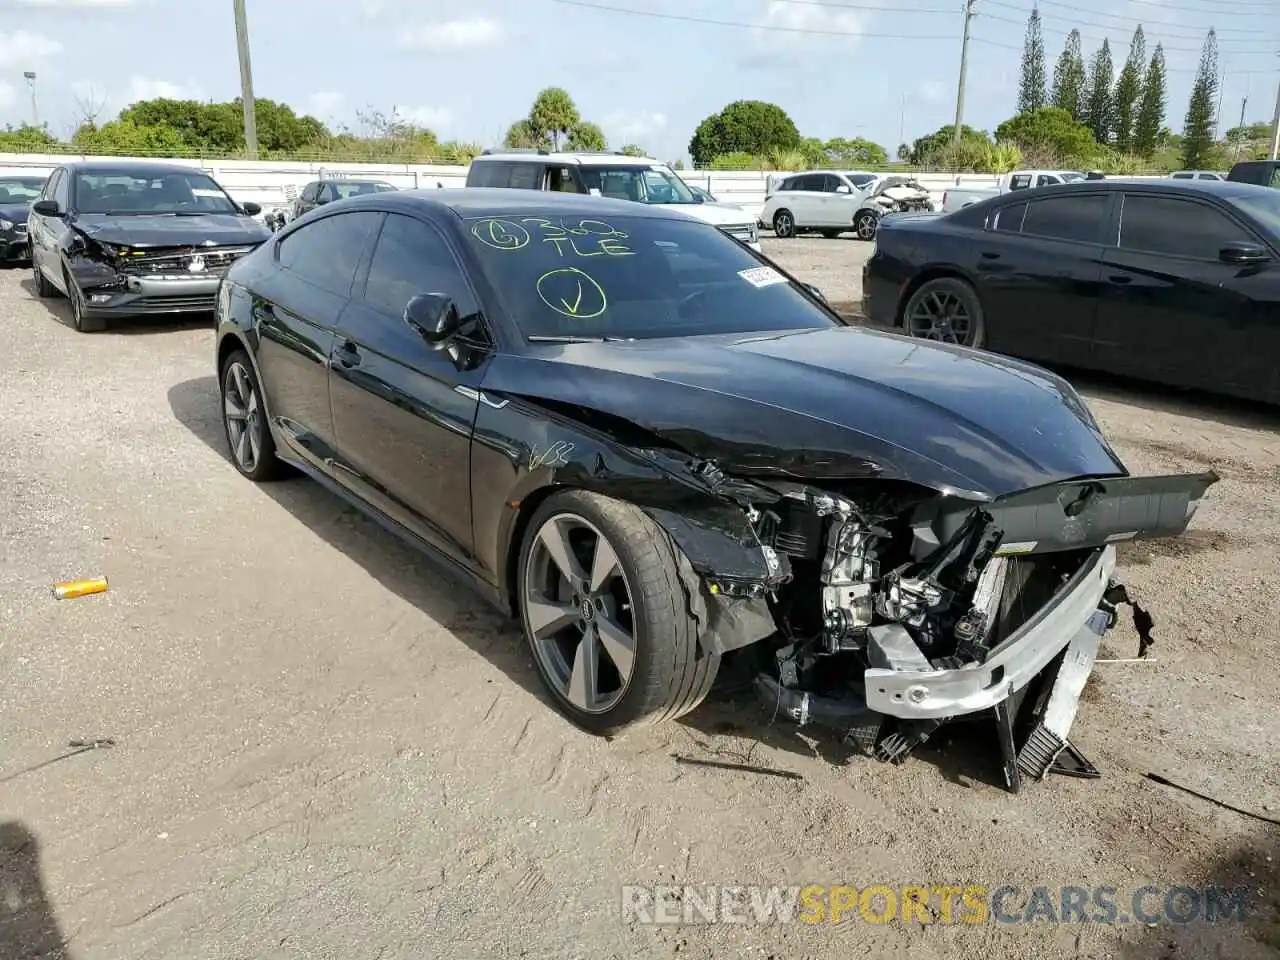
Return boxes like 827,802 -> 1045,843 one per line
214,188 -> 1216,788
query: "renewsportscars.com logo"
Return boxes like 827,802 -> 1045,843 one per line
621,884 -> 1253,926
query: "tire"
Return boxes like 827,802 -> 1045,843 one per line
518,489 -> 719,736
902,277 -> 986,349
33,257 -> 56,298
64,267 -> 105,332
854,210 -> 879,241
772,209 -> 796,239
219,348 -> 288,482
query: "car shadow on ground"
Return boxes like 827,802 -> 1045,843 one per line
1061,366 -> 1280,434
15,276 -> 214,336
165,375 -> 556,713
0,821 -> 75,960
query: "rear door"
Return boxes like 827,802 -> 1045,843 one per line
789,175 -> 826,226
328,211 -> 487,569
251,210 -> 381,471
1095,191 -> 1280,397
974,192 -> 1110,367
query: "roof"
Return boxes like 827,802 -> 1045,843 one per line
474,150 -> 661,167
1013,177 -> 1273,200
58,159 -> 211,175
333,186 -> 703,222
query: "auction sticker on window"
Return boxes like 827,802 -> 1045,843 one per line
738,266 -> 788,289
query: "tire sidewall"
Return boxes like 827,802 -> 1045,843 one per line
220,349 -> 271,480
772,210 -> 794,238
904,278 -> 986,349
855,211 -> 877,240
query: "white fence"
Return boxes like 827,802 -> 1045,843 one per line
0,152 -> 1164,220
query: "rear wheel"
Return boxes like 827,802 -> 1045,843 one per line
518,490 -> 719,736
854,210 -> 879,240
903,277 -> 986,348
772,209 -> 796,239
64,267 -> 105,332
220,349 -> 288,482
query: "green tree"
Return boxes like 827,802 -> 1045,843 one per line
1084,39 -> 1114,144
72,118 -> 188,156
1181,30 -> 1219,168
1051,30 -> 1087,123
1133,43 -> 1166,157
503,118 -> 547,149
1111,26 -> 1146,153
0,123 -> 58,151
1224,121 -> 1272,160
687,100 -> 800,167
1018,9 -> 1047,114
618,143 -> 646,156
995,106 -> 1098,162
908,124 -> 989,166
823,136 -> 889,166
529,87 -> 579,149
566,120 -> 606,151
799,136 -> 827,167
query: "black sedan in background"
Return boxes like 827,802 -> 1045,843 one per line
211,187 -> 1212,781
27,160 -> 268,332
862,178 -> 1280,404
291,178 -> 396,220
0,174 -> 46,262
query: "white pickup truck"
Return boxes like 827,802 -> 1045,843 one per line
940,169 -> 1095,212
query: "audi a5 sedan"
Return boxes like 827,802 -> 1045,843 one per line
214,188 -> 1215,788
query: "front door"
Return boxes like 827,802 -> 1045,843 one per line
252,210 -> 381,471
328,211 -> 486,570
1095,192 -> 1280,397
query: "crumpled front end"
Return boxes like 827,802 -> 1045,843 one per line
70,240 -> 258,315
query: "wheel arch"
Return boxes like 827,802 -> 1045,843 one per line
893,266 -> 978,329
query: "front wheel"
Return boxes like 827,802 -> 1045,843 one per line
902,277 -> 986,348
854,210 -> 879,241
772,209 -> 796,239
220,349 -> 288,482
518,490 -> 719,736
64,268 -> 105,332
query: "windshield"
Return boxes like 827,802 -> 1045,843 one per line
72,169 -> 240,215
845,173 -> 877,188
334,181 -> 395,199
0,177 -> 45,203
463,212 -> 839,341
1229,193 -> 1280,236
577,165 -> 697,204
1059,172 -> 1087,182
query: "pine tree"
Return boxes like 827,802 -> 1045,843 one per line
1051,31 -> 1087,123
1018,9 -> 1047,113
1111,26 -> 1147,153
1182,29 -> 1219,168
1134,43 -> 1166,157
1084,39 -> 1115,145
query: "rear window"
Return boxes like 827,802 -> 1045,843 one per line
463,212 -> 838,341
1021,195 -> 1107,243
468,161 -> 512,188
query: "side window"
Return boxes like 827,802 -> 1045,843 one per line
777,177 -> 797,192
470,161 -> 505,187
1119,195 -> 1249,260
1171,173 -> 1193,180
507,163 -> 542,190
1036,174 -> 1060,187
1008,174 -> 1033,191
41,169 -> 61,202
319,183 -> 337,203
301,183 -> 319,201
992,201 -> 1027,233
819,175 -> 843,193
362,213 -> 475,318
53,170 -> 70,208
1021,195 -> 1107,243
278,211 -> 381,296
546,166 -> 580,193
1270,168 -> 1280,189
797,175 -> 824,192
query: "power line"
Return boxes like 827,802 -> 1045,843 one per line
983,0 -> 1280,41
1002,0 -> 1276,27
764,0 -> 1278,17
981,10 -> 1278,52
971,33 -> 1278,75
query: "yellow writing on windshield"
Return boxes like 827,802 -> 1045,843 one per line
470,217 -> 634,259
536,267 -> 608,319
471,218 -> 530,250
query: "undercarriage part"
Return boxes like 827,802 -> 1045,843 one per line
874,719 -> 945,763
754,674 -> 872,729
1101,580 -> 1156,657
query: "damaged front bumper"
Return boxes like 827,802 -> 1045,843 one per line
865,544 -> 1115,720
73,243 -> 257,315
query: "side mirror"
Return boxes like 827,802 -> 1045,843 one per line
32,199 -> 60,217
1219,241 -> 1270,265
314,195 -> 329,205
242,201 -> 262,216
404,293 -> 461,349
836,184 -> 852,194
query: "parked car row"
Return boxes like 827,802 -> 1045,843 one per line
759,169 -> 936,240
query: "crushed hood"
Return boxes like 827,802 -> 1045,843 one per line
484,326 -> 1127,498
667,202 -> 756,227
72,213 -> 271,248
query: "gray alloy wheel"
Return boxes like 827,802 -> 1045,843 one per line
854,210 -> 878,240
772,209 -> 795,238
518,490 -> 720,735
220,350 -> 287,482
903,278 -> 986,348
64,268 -> 104,332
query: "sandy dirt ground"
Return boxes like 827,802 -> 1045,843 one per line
1,254 -> 1278,960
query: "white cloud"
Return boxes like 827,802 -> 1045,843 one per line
399,17 -> 501,51
603,110 -> 668,141
125,76 -> 201,102
15,0 -> 136,6
741,0 -> 875,63
0,30 -> 63,66
309,91 -> 345,117
0,82 -> 15,111
398,105 -> 452,129
918,80 -> 949,104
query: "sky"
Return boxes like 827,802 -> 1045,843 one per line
0,0 -> 1276,164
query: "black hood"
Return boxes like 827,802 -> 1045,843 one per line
72,213 -> 270,247
0,203 -> 29,224
484,326 -> 1127,499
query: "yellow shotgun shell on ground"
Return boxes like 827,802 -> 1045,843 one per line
52,577 -> 109,599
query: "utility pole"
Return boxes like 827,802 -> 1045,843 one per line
22,72 -> 38,130
1212,69 -> 1225,141
952,0 -> 976,147
1271,75 -> 1280,160
1234,95 -> 1247,160
233,0 -> 259,159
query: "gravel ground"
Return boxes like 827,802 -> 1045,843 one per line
759,235 -> 874,317
2,262 -> 1278,960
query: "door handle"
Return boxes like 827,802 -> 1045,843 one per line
1107,275 -> 1132,284
334,339 -> 361,368
981,251 -> 1000,259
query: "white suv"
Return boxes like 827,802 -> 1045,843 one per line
466,150 -> 761,251
760,170 -> 882,239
